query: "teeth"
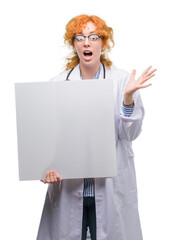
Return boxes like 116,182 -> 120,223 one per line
83,51 -> 92,56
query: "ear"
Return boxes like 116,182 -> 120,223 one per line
101,42 -> 106,52
72,45 -> 76,52
101,47 -> 106,53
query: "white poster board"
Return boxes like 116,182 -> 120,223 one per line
15,79 -> 116,180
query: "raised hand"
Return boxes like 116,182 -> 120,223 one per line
124,66 -> 157,105
41,170 -> 62,184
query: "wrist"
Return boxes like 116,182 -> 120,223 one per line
123,100 -> 134,107
124,93 -> 134,106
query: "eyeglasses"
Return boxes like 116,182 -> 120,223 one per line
72,34 -> 103,42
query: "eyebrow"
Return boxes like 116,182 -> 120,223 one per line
89,31 -> 96,34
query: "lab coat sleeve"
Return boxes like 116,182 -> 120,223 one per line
118,73 -> 145,142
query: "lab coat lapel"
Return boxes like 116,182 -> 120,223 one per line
70,64 -> 105,80
69,65 -> 81,81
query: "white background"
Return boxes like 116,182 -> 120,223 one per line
0,0 -> 170,239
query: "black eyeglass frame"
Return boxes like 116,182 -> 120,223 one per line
72,34 -> 104,41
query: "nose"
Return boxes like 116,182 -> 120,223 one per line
83,36 -> 91,46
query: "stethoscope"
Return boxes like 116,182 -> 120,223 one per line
65,63 -> 106,80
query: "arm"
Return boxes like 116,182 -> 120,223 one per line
124,66 -> 156,105
118,66 -> 157,141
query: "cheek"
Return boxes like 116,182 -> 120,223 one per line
96,42 -> 102,53
74,45 -> 81,57
94,45 -> 102,56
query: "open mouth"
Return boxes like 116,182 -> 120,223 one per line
83,51 -> 93,57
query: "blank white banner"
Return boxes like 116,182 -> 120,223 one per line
15,79 -> 116,180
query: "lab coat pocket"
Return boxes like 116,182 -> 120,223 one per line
116,140 -> 130,170
114,160 -> 138,209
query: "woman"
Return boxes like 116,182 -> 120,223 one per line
37,15 -> 156,240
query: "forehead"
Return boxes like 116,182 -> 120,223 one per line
79,22 -> 97,34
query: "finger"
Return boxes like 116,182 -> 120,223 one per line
41,180 -> 47,184
130,69 -> 136,80
52,170 -> 56,178
139,83 -> 152,89
56,173 -> 62,182
141,66 -> 152,77
140,74 -> 155,84
144,68 -> 157,78
52,171 -> 59,182
46,172 -> 51,183
49,171 -> 55,183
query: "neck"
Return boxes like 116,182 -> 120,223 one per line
80,62 -> 101,80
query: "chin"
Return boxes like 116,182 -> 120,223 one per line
81,59 -> 100,67
81,61 -> 93,67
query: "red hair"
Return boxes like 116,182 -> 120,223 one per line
64,14 -> 114,70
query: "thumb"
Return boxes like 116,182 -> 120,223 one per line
130,69 -> 136,80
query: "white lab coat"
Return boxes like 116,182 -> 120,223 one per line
37,65 -> 144,240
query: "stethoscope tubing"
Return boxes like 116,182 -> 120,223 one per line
66,64 -> 106,80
